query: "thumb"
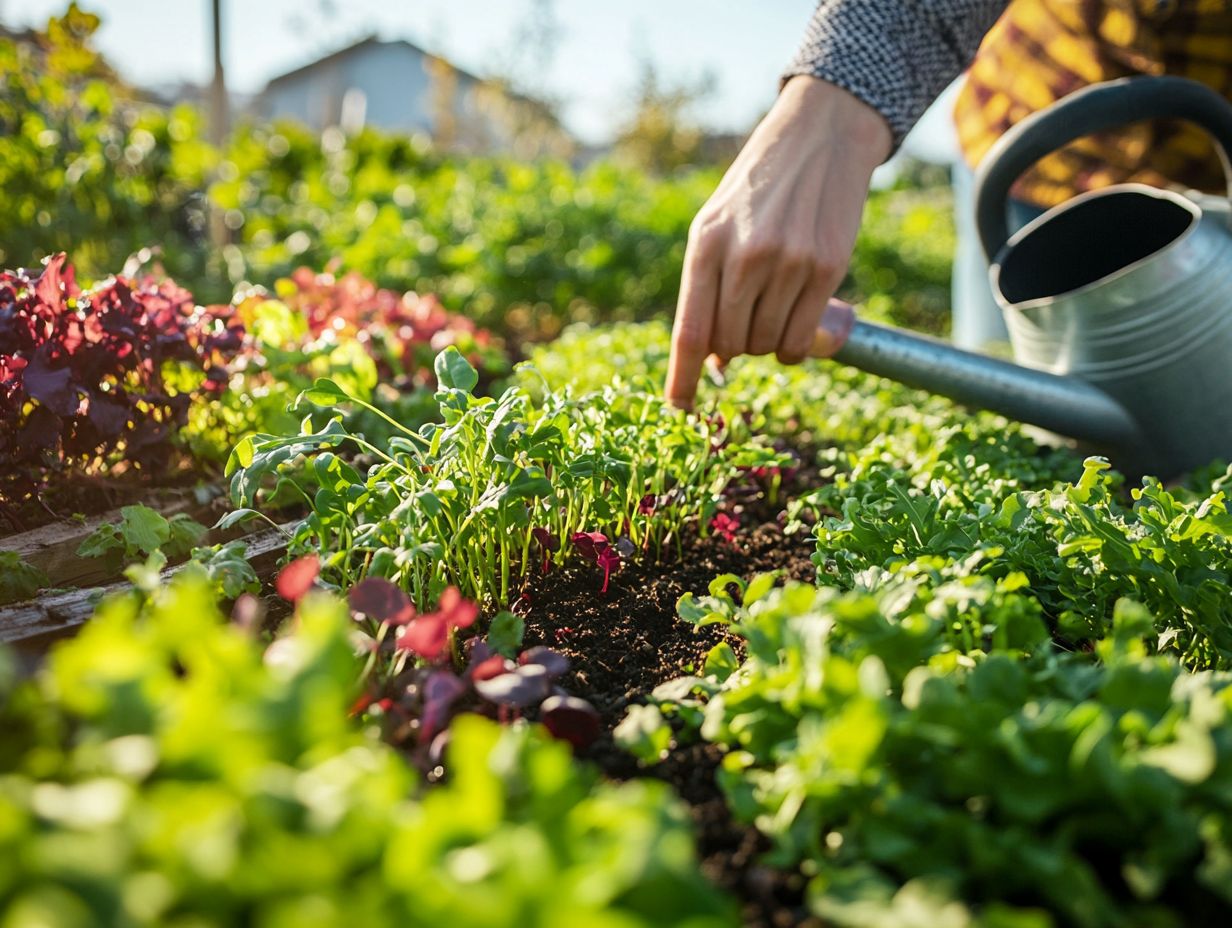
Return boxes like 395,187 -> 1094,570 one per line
809,298 -> 855,358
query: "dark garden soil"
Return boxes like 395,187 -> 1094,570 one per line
519,479 -> 825,928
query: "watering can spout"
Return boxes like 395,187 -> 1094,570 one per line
816,319 -> 1143,452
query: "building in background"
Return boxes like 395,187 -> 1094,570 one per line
253,35 -> 572,159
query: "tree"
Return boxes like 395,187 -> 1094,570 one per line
611,57 -> 716,174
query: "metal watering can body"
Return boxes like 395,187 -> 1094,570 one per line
820,76 -> 1232,480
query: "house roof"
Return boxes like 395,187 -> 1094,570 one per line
263,34 -> 485,90
0,24 -> 37,43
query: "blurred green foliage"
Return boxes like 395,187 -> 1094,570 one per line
0,574 -> 736,926
2,7 -> 955,338
0,5 -> 215,286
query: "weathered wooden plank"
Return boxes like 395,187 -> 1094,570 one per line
0,485 -> 226,597
0,523 -> 295,646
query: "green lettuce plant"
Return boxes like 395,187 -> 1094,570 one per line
632,578 -> 1232,928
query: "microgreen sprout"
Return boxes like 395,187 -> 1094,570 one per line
229,347 -> 791,607
709,512 -> 740,545
532,526 -> 560,573
572,530 -> 624,593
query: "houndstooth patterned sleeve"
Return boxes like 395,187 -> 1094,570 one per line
784,1 -> 1010,148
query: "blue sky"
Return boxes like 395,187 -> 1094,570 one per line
8,0 -> 958,156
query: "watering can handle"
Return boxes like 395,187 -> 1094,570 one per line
974,75 -> 1232,261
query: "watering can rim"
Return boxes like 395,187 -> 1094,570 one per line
988,181 -> 1203,315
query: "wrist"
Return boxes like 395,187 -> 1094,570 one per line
778,74 -> 894,169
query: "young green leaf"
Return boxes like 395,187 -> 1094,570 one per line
742,572 -> 779,606
0,552 -> 49,603
297,377 -> 353,408
614,703 -> 672,765
703,642 -> 740,681
486,611 -> 526,658
434,346 -> 479,392
118,505 -> 170,555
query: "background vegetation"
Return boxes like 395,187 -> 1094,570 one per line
1,7 -> 954,341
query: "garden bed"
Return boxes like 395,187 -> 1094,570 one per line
0,485 -> 225,592
521,489 -> 819,928
8,296 -> 1232,928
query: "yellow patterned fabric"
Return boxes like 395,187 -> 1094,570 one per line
954,0 -> 1232,207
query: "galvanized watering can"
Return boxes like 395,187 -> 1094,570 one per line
813,76 -> 1232,479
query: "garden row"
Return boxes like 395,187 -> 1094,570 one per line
5,11 -> 1232,925
5,292 -> 1232,924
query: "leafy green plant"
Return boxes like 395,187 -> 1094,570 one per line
0,572 -> 736,927
516,320 -> 1071,481
805,453 -> 1232,670
188,539 -> 261,600
637,578 -> 1232,928
76,504 -> 207,562
0,552 -> 49,603
226,347 -> 786,608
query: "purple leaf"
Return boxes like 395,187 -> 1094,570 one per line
22,346 -> 78,416
465,637 -> 494,665
33,253 -> 65,314
18,404 -> 60,455
518,646 -> 570,679
421,670 -> 468,742
348,577 -> 415,625
597,547 -> 622,593
616,536 -> 636,558
570,530 -> 608,563
474,664 -> 551,707
470,654 -> 514,681
541,695 -> 601,750
533,526 -> 560,573
710,512 -> 740,544
531,526 -> 560,552
86,394 -> 131,437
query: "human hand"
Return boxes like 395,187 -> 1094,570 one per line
665,75 -> 891,409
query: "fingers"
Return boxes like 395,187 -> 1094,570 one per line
776,280 -> 828,365
669,237 -> 852,407
747,257 -> 810,357
665,235 -> 721,409
711,256 -> 762,363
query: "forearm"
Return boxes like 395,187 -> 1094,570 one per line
783,0 -> 1010,151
